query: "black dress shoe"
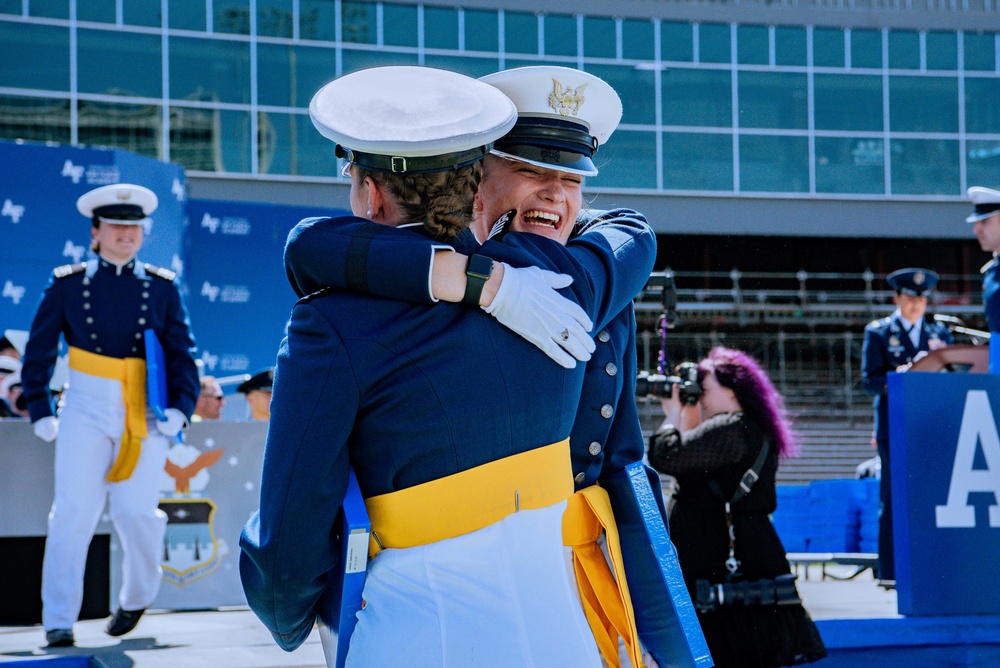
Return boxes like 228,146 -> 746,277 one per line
45,628 -> 75,647
105,608 -> 146,637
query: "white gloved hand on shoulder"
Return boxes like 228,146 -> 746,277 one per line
156,407 -> 187,437
33,416 -> 59,443
483,262 -> 595,369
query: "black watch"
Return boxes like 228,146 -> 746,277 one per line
462,254 -> 495,306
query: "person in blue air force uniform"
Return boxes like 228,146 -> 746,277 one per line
20,183 -> 199,648
861,267 -> 952,582
282,66 -> 673,667
967,186 -> 1000,332
239,65 -> 634,667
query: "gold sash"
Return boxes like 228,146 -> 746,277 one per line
68,346 -> 147,482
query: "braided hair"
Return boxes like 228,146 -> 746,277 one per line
357,162 -> 483,241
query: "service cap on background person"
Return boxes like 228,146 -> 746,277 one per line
2,329 -> 27,356
887,268 -> 939,296
237,368 -> 274,394
966,186 -> 1000,223
0,355 -> 20,375
77,183 -> 158,225
479,66 -> 623,176
309,66 -> 517,175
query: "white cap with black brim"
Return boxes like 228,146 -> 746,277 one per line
967,186 -> 1000,223
480,66 -> 623,177
77,183 -> 158,225
309,66 -> 517,175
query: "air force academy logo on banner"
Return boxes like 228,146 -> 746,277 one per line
160,441 -> 228,587
1,199 -> 25,223
935,390 -> 1000,528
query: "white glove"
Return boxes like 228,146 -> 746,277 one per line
483,263 -> 595,369
33,416 -> 59,442
156,407 -> 187,437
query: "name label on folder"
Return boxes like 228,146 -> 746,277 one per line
345,529 -> 369,574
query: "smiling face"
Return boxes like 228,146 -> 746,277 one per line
473,155 -> 583,246
91,221 -> 144,264
974,212 -> 1000,254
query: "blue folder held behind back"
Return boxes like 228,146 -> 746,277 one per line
317,468 -> 371,668
144,328 -> 168,421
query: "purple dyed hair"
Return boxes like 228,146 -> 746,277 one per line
698,346 -> 799,458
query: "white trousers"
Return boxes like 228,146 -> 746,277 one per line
345,500 -> 601,668
42,370 -> 169,631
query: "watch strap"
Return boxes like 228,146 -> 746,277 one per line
462,254 -> 494,306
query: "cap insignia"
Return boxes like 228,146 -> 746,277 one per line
116,190 -> 132,202
913,272 -> 925,285
548,78 -> 588,117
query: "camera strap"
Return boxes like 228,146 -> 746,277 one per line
708,438 -> 771,575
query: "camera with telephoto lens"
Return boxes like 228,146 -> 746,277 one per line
635,362 -> 702,405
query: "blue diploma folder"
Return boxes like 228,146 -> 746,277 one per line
604,461 -> 713,667
318,468 -> 371,668
143,329 -> 168,421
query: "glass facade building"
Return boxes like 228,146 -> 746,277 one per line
1,0 -> 999,201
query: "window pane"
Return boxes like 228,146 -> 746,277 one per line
342,2 -> 375,44
851,29 -> 882,69
123,0 -> 160,27
584,63 -> 655,125
966,78 -> 1000,133
78,100 -> 162,159
737,25 -> 768,65
889,76 -> 957,133
739,135 -> 809,192
888,30 -> 919,70
967,140 -> 1000,189
258,111 -> 335,176
588,130 -> 656,189
424,54 -> 500,79
775,27 -> 806,66
813,28 -> 845,68
170,37 -> 251,105
256,0 -> 294,38
29,0 -> 67,19
0,0 -> 21,12
890,138 -> 959,195
583,17 -> 615,59
738,72 -> 808,129
926,31 -> 957,70
215,0 -> 251,35
341,48 -> 417,75
383,3 -> 417,48
964,32 -> 996,72
299,0 -> 336,41
661,21 -> 692,62
815,137 -> 884,194
464,9 -> 498,53
699,23 -> 731,64
0,95 -> 71,144
505,12 -> 537,55
663,132 -> 733,191
544,14 -> 576,58
170,0 -> 207,31
813,74 -> 882,131
170,107 -> 252,173
78,0 -> 116,23
424,7 -> 458,50
662,69 -> 731,127
79,29 -> 162,98
258,43 -> 337,109
0,22 -> 69,91
622,19 -> 653,61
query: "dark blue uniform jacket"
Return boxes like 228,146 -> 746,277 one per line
983,257 -> 1000,332
20,257 -> 199,421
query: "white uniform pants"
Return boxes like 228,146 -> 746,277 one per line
42,370 -> 169,631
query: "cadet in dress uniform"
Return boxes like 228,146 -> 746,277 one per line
240,66 -> 646,667
283,67 -> 668,665
20,184 -> 199,648
861,268 -> 952,582
967,186 -> 1000,332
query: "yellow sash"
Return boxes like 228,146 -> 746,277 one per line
365,439 -> 573,558
563,485 -> 642,668
362,438 -> 642,668
68,346 -> 147,482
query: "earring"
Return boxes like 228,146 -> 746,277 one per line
366,209 -> 372,217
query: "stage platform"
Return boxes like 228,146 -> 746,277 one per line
1,565 -> 998,667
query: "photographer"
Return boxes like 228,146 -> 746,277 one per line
648,347 -> 825,667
